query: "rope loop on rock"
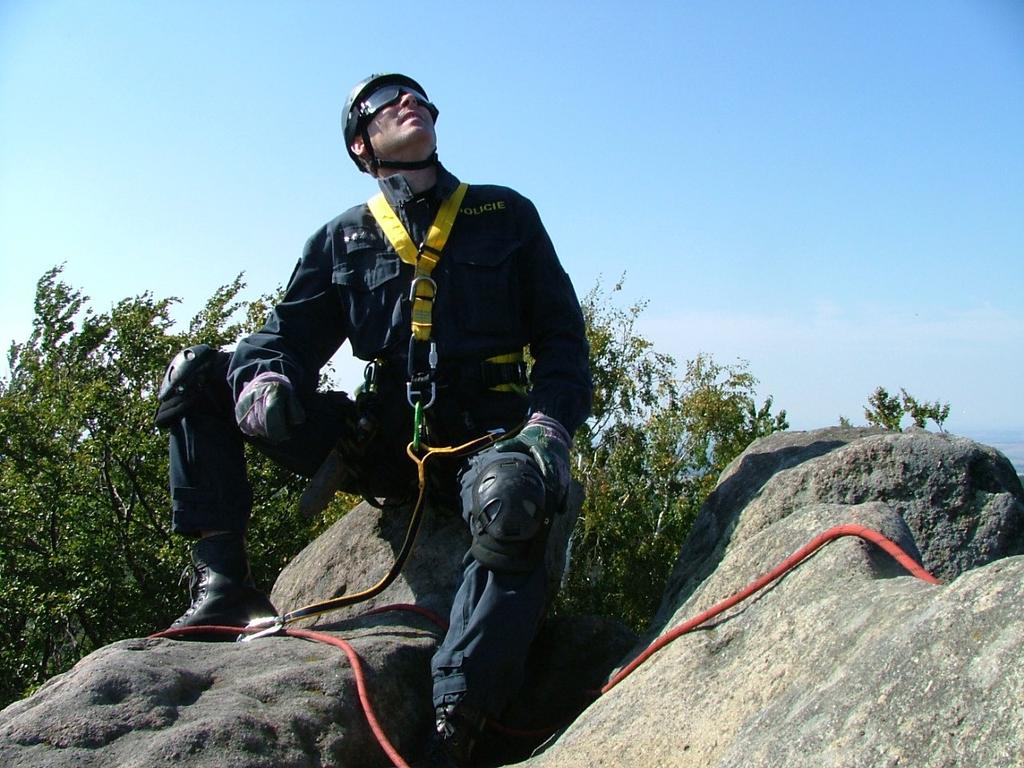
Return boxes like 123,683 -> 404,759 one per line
150,524 -> 941,767
600,523 -> 941,694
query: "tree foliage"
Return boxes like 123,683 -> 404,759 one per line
0,270 -> 787,707
557,280 -> 788,630
863,386 -> 950,432
0,267 -> 347,707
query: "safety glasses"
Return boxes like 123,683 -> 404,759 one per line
358,85 -> 437,120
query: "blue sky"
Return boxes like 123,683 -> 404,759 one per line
1,0 -> 1022,438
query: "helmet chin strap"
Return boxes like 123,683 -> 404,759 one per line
373,150 -> 438,173
361,125 -> 438,174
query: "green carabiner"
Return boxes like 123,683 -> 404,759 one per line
412,400 -> 424,452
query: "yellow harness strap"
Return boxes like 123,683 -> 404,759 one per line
367,183 -> 469,342
485,351 -> 528,395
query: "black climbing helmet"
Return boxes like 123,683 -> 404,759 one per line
342,73 -> 439,174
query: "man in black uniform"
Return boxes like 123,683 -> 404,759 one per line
156,73 -> 591,766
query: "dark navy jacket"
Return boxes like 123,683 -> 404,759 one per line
228,166 -> 591,445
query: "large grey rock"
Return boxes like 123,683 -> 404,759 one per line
4,428 -> 1022,767
653,427 -> 1024,631
0,613 -> 438,768
524,501 -> 1024,768
522,428 -> 1024,768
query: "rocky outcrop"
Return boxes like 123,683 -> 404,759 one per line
651,426 -> 1023,632
524,428 -> 1024,768
2,428 -> 1022,767
0,485 -> 629,768
0,613 -> 439,768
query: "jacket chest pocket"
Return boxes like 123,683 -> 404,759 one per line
448,241 -> 521,338
333,237 -> 406,359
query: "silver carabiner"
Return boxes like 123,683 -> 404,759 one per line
407,380 -> 437,410
408,275 -> 437,302
239,615 -> 285,643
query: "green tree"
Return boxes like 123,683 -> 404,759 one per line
0,267 -> 342,707
899,389 -> 950,431
863,386 -> 950,432
864,386 -> 905,430
558,281 -> 788,630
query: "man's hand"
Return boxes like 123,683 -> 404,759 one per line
494,412 -> 572,506
235,372 -> 305,444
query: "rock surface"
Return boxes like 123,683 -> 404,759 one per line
0,613 -> 438,768
524,428 -> 1024,768
2,428 -> 1023,767
270,499 -> 472,627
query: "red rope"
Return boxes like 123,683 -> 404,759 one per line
284,627 -> 410,768
150,605 -> 442,768
600,523 -> 941,694
150,625 -> 252,639
150,525 -> 941,764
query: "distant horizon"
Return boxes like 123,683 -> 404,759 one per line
926,429 -> 1024,476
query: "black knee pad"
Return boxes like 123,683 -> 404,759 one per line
155,344 -> 232,427
462,452 -> 550,573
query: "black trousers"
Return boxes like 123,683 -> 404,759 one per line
167,375 -> 547,719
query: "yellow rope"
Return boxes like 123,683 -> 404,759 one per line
276,430 -> 504,626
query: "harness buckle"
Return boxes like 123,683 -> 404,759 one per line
362,360 -> 379,395
408,275 -> 437,302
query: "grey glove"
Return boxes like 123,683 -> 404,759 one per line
234,372 -> 305,444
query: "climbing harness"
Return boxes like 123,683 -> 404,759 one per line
277,183 -> 485,622
367,181 -> 468,451
287,180 -> 531,598
153,524 -> 941,768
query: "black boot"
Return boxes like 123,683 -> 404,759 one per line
419,698 -> 487,767
171,532 -> 277,630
